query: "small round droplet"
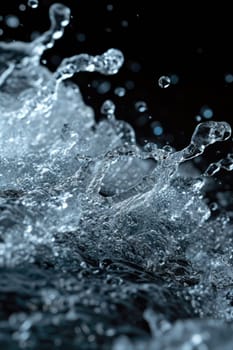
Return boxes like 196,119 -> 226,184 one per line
125,80 -> 135,90
5,15 -> 20,28
28,0 -> 39,9
76,33 -> 86,42
114,87 -> 126,97
129,61 -> 141,73
106,4 -> 114,11
153,125 -> 163,136
135,101 -> 147,113
97,81 -> 111,94
121,20 -> 128,28
195,115 -> 202,122
225,73 -> 233,84
201,106 -> 213,119
19,4 -> 26,11
158,76 -> 171,89
170,74 -> 179,85
100,49 -> 124,75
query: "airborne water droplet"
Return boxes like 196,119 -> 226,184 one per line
135,101 -> 147,112
101,100 -> 116,120
5,15 -> 20,28
106,4 -> 114,11
225,73 -> 233,84
153,125 -> 163,136
114,87 -> 126,97
158,75 -> 171,88
28,0 -> 39,9
201,106 -> 213,119
19,4 -> 26,11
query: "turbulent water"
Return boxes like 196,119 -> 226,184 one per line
1,3 -> 233,349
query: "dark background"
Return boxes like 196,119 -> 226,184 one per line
1,1 -> 233,163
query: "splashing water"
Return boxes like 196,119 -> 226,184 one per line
1,3 -> 233,350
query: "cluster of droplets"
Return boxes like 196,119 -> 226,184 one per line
0,3 -> 233,350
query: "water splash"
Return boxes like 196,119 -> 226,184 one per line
0,3 -> 233,350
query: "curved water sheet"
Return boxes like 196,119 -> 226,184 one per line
0,3 -> 233,350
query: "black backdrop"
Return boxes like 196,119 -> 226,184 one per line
1,1 -> 233,161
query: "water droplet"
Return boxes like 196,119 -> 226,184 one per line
201,106 -> 213,119
158,75 -> 171,88
125,80 -> 135,90
135,101 -> 147,112
114,87 -> 126,97
129,61 -> 141,73
19,4 -> 26,11
76,33 -> 86,42
225,73 -> 233,84
0,28 -> 3,36
28,0 -> 39,9
97,81 -> 111,94
100,49 -> 124,75
5,15 -> 20,28
106,4 -> 114,11
121,20 -> 128,28
195,115 -> 202,122
101,100 -> 116,120
153,125 -> 163,136
105,27 -> 112,33
170,74 -> 179,84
